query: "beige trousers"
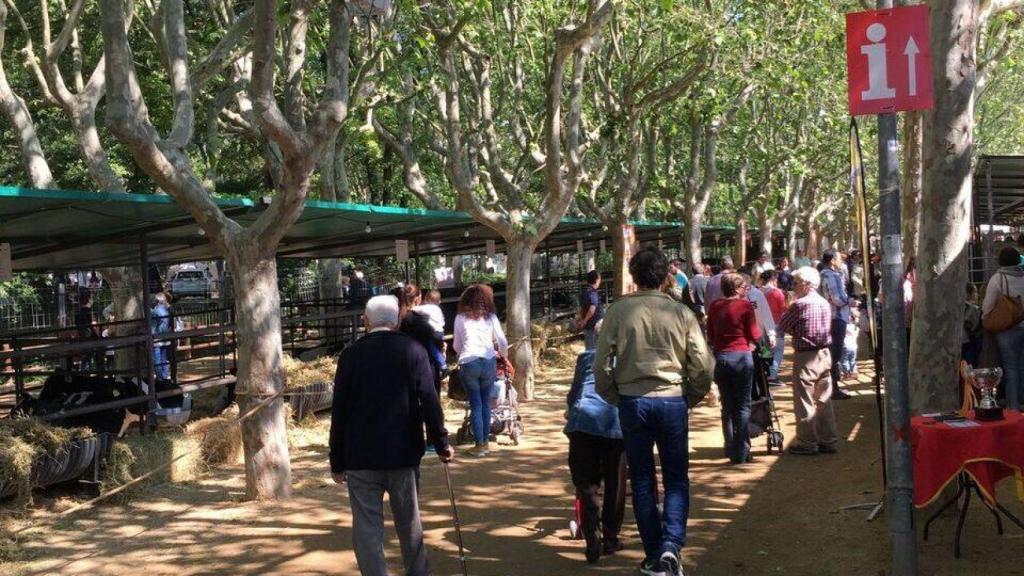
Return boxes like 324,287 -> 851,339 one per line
791,348 -> 838,449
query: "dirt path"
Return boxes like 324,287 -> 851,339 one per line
9,352 -> 1024,575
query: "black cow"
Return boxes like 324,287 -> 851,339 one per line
13,371 -> 149,436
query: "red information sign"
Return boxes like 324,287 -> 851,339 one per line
846,5 -> 933,116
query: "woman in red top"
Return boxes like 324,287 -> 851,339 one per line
706,273 -> 761,464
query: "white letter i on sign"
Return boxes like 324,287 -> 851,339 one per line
861,23 -> 896,101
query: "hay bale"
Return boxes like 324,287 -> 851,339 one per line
530,321 -> 546,338
282,355 -> 337,390
287,413 -> 329,450
122,430 -> 203,485
0,419 -> 92,506
100,442 -> 135,495
103,404 -> 254,499
0,436 -> 35,506
0,524 -> 28,563
185,405 -> 243,466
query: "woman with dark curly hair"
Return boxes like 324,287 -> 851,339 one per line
453,284 -> 508,457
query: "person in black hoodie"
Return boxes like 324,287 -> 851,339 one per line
330,294 -> 453,576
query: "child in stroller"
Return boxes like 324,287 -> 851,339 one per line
450,355 -> 524,446
749,346 -> 785,454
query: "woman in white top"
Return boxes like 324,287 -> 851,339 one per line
983,246 -> 1024,409
453,284 -> 508,457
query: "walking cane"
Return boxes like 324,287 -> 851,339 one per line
442,461 -> 469,576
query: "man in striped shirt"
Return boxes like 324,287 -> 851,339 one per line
777,266 -> 839,455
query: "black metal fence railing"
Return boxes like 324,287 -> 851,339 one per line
0,278 -> 592,423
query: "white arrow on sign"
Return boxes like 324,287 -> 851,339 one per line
905,36 -> 920,96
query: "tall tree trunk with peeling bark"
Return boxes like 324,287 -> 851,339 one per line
676,85 -> 755,266
578,42 -> 707,293
100,0 -> 361,499
806,223 -> 820,260
227,248 -> 291,498
504,240 -> 536,399
907,0 -> 983,412
610,222 -> 633,296
901,111 -> 923,264
678,121 -> 717,267
735,216 -> 749,266
682,215 -> 704,269
430,1 -> 612,399
757,206 -> 773,257
785,215 -> 800,261
318,132 -> 346,343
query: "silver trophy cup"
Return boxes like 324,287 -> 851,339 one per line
968,367 -> 1004,421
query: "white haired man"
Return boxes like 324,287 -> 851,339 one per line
330,295 -> 453,576
776,267 -> 839,455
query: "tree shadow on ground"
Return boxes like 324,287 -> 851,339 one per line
11,354 -> 1024,576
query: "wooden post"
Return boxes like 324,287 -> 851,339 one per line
544,242 -> 553,318
414,239 -> 422,287
139,236 -> 158,430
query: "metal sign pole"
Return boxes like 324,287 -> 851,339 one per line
878,109 -> 917,576
873,1 -> 917,563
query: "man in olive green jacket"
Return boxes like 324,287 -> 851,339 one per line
594,246 -> 714,576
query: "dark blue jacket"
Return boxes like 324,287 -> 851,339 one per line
329,330 -> 449,473
564,351 -> 622,439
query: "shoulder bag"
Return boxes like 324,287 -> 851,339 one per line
982,273 -> 1024,333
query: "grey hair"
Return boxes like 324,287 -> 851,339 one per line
792,266 -> 821,290
365,295 -> 400,330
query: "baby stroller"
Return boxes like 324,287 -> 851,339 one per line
750,346 -> 785,454
450,355 -> 524,446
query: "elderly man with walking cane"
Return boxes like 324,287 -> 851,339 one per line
330,295 -> 454,576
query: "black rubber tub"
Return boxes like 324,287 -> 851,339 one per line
0,433 -> 111,499
286,382 -> 334,420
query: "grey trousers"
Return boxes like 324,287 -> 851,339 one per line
347,467 -> 429,576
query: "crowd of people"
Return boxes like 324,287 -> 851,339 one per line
327,239 -> 1024,576
326,245 -> 866,576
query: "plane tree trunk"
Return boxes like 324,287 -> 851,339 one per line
907,0 -> 978,412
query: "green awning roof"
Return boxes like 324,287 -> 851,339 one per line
0,186 -> 736,271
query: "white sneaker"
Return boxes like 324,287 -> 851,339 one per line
660,550 -> 683,576
639,558 -> 667,576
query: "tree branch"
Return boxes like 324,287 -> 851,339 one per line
99,0 -> 239,246
191,9 -> 254,92
981,0 -> 1024,22
636,54 -> 710,110
162,0 -> 194,148
0,1 -> 54,187
536,0 -> 613,240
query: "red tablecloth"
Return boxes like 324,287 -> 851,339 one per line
910,410 -> 1024,508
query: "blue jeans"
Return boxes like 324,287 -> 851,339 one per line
427,341 -> 446,373
715,351 -> 754,464
618,395 -> 690,560
153,345 -> 170,380
996,324 -> 1024,410
829,318 -> 847,388
584,328 -> 598,351
460,357 -> 496,444
771,327 -> 785,380
840,349 -> 857,375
